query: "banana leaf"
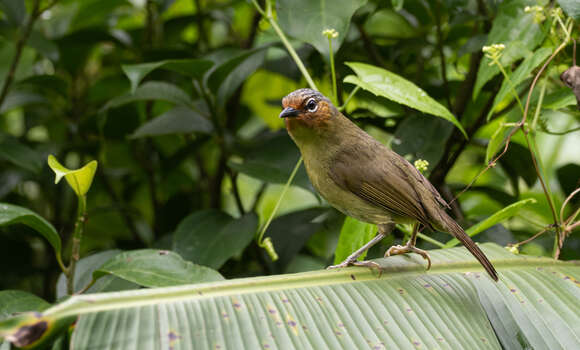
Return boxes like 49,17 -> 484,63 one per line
1,243 -> 579,349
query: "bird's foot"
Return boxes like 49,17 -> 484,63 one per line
385,244 -> 432,270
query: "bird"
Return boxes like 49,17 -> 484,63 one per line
279,88 -> 498,281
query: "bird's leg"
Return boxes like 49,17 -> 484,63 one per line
327,223 -> 394,270
385,223 -> 432,269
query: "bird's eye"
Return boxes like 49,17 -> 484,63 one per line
306,98 -> 318,112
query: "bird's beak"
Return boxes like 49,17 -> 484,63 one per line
279,107 -> 299,119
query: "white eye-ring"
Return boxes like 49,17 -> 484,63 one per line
305,98 -> 318,113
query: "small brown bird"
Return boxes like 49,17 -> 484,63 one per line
280,88 -> 498,281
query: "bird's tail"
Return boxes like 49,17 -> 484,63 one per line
438,212 -> 498,281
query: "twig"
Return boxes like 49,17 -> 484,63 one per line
0,0 -> 44,107
510,225 -> 553,247
448,27 -> 573,210
561,187 -> 580,224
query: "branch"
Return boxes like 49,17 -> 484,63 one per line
0,0 -> 44,107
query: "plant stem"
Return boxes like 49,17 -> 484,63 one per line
494,59 -> 524,114
0,0 -> 43,108
338,86 -> 360,111
254,0 -> 317,90
256,157 -> 303,260
417,233 -> 445,248
328,37 -> 338,104
66,195 -> 87,295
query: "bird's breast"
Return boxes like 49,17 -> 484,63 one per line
301,148 -> 394,225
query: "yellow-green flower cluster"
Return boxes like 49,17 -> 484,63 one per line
414,159 -> 429,173
482,43 -> 505,65
322,28 -> 339,39
524,5 -> 545,23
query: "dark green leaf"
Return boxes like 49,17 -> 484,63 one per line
473,0 -> 546,99
70,0 -> 131,31
0,290 -> 49,320
277,0 -> 367,56
392,114 -> 453,167
227,132 -> 311,189
130,106 -> 213,138
56,250 -> 138,298
173,211 -> 258,269
263,207 -> 330,272
344,62 -> 467,137
558,0 -> 580,20
207,47 -> 267,106
94,249 -> 224,288
364,9 -> 418,39
27,31 -> 60,61
0,203 -> 61,259
122,59 -> 213,93
0,138 -> 41,178
0,0 -> 25,27
0,90 -> 47,113
334,216 -> 376,264
500,142 -> 538,190
101,81 -> 192,111
17,75 -> 69,97
557,164 -> 580,204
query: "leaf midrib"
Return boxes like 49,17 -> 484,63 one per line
43,249 -> 577,320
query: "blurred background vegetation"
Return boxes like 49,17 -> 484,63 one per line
0,0 -> 578,303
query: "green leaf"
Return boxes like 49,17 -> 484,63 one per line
392,114 -> 453,167
56,250 -> 138,298
130,106 -> 213,138
344,62 -> 467,137
541,88 -> 578,110
47,155 -> 98,197
277,0 -> 367,56
101,81 -> 193,111
0,203 -> 62,263
487,47 -> 553,120
0,0 -> 25,27
262,208 -> 330,273
444,198 -> 537,248
0,290 -> 50,320
473,0 -> 546,99
173,211 -> 258,269
557,0 -> 580,20
391,0 -> 404,11
207,47 -> 267,107
0,90 -> 48,113
485,123 -> 510,163
0,138 -> 43,173
334,216 -> 377,264
227,132 -> 311,189
364,9 -> 418,39
121,59 -> 213,93
3,244 -> 580,349
94,249 -> 224,288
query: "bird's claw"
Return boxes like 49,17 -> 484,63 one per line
385,244 -> 432,270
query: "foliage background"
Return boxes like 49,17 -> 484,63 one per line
0,0 -> 578,307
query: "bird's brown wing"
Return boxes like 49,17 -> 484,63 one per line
328,144 -> 433,226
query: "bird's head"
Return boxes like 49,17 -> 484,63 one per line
279,89 -> 338,137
